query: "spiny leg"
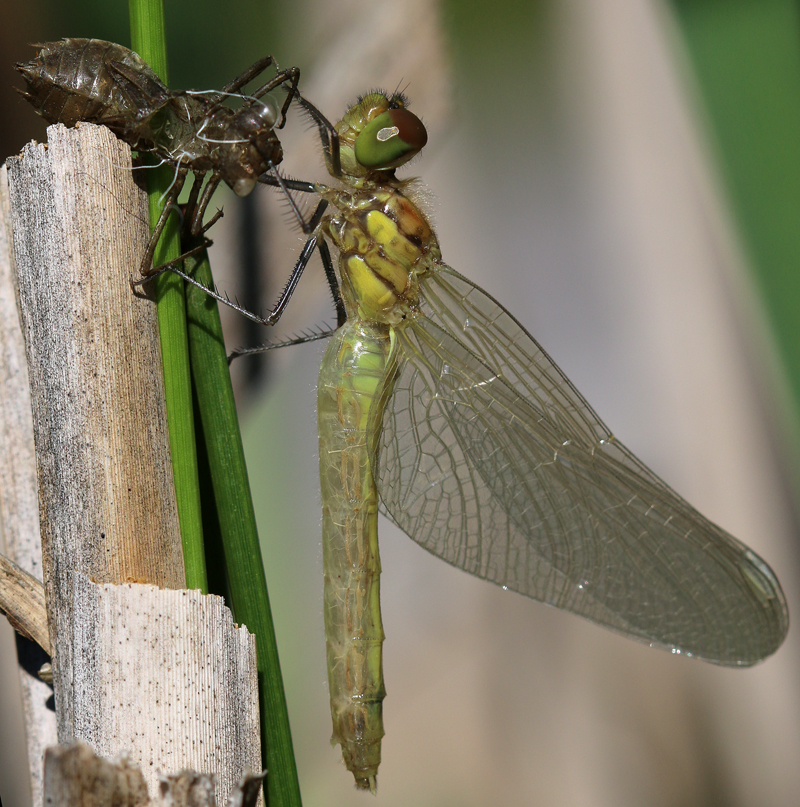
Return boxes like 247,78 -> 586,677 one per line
264,161 -> 328,234
138,196 -> 342,355
257,171 -> 344,324
294,94 -> 341,177
138,166 -> 188,277
227,327 -> 337,362
318,238 -> 346,327
258,174 -> 317,194
137,233 -> 322,330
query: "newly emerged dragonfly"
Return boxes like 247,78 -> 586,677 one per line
16,38 -> 302,273
161,91 -> 789,792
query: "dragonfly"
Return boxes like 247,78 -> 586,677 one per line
157,90 -> 789,793
16,38 -> 309,276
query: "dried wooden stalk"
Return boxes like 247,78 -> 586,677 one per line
2,123 -> 262,806
0,161 -> 58,807
70,578 -> 261,802
5,122 -> 186,739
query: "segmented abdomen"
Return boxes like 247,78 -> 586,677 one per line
317,319 -> 394,792
16,39 -> 168,146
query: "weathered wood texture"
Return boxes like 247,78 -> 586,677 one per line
44,742 -> 265,807
4,124 -> 263,806
0,162 -> 58,807
70,579 -> 261,803
0,553 -> 49,652
5,123 -> 186,740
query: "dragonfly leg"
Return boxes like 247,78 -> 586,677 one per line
182,170 -> 206,234
140,233 -> 321,330
225,236 -> 342,360
226,326 -> 337,362
202,55 -> 276,105
197,208 -> 224,237
136,169 -> 223,284
259,233 -> 321,325
138,166 -> 188,277
190,173 -> 223,236
264,161 -> 328,234
207,57 -> 299,128
130,241 -> 210,292
248,66 -> 300,128
305,198 -> 329,233
294,94 -> 342,177
318,238 -> 346,327
258,174 -> 316,194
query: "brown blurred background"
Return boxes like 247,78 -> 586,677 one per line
2,0 -> 800,805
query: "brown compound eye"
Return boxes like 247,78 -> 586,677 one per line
354,108 -> 427,170
235,97 -> 279,135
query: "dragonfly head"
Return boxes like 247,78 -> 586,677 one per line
335,91 -> 427,178
228,99 -> 283,196
234,97 -> 279,137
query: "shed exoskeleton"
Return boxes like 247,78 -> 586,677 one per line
16,38 -> 301,275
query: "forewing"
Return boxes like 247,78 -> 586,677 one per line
373,266 -> 788,665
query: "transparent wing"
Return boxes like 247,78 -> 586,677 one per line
373,265 -> 788,665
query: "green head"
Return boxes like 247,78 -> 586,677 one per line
334,91 -> 427,179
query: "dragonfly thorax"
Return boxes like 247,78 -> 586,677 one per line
320,184 -> 440,325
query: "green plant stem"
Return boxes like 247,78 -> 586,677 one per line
184,244 -> 302,807
129,0 -> 207,592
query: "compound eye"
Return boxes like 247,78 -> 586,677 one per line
354,108 -> 427,170
254,96 -> 279,127
236,97 -> 279,134
233,177 -> 257,196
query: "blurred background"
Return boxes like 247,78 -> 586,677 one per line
2,0 -> 800,805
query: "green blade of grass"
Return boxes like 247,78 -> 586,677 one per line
129,0 -> 207,592
184,243 -> 302,807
